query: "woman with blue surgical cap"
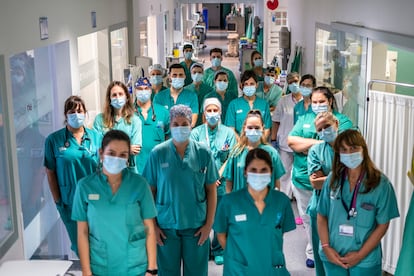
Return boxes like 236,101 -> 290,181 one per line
142,104 -> 219,276
148,64 -> 167,98
44,95 -> 101,255
134,77 -> 170,174
215,148 -> 296,275
223,109 -> 285,193
190,97 -> 237,265
287,86 -> 353,269
93,81 -> 142,173
72,130 -> 157,276
306,111 -> 339,276
317,129 -> 399,275
225,70 -> 272,139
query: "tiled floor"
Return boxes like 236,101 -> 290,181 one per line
66,30 -> 315,276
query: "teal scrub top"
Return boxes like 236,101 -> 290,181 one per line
203,66 -> 239,99
293,100 -> 312,124
223,144 -> 285,192
191,123 -> 237,196
256,82 -> 283,110
153,87 -> 199,114
225,97 -> 272,135
72,169 -> 157,276
203,91 -> 238,123
317,173 -> 399,268
180,60 -> 196,86
135,103 -> 170,174
306,142 -> 334,217
151,86 -> 168,101
142,139 -> 219,230
214,188 -> 296,275
185,82 -> 215,126
44,127 -> 101,206
289,111 -> 353,190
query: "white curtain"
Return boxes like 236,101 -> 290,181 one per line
365,90 -> 414,274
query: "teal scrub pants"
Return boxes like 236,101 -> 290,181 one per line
158,228 -> 209,276
310,214 -> 325,276
211,195 -> 224,258
322,261 -> 381,276
56,202 -> 78,255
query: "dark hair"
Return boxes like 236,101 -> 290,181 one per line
250,50 -> 262,65
214,70 -> 228,81
311,86 -> 338,111
169,63 -> 185,74
240,70 -> 258,86
300,74 -> 316,87
64,95 -> 86,116
103,81 -> 135,129
330,129 -> 381,193
101,129 -> 131,154
210,48 -> 223,56
245,148 -> 273,173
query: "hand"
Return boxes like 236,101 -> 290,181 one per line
215,179 -> 222,187
323,246 -> 348,269
130,145 -> 142,155
194,223 -> 212,246
154,224 -> 166,246
340,251 -> 363,268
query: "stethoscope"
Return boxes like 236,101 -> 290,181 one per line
136,103 -> 156,122
64,127 -> 94,155
339,169 -> 365,220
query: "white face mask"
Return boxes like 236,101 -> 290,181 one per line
102,155 -> 127,174
247,172 -> 271,191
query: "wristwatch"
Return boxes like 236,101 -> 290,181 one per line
146,269 -> 158,275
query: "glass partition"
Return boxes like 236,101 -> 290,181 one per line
315,24 -> 367,128
0,55 -> 18,258
110,26 -> 129,82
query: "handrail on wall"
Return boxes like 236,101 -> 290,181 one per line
364,79 -> 414,135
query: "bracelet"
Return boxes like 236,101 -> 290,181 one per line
146,269 -> 158,275
321,243 -> 330,248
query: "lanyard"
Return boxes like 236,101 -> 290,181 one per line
340,170 -> 365,220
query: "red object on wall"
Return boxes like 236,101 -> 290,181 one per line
267,0 -> 279,10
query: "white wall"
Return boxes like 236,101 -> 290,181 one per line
289,0 -> 414,74
0,0 -> 128,262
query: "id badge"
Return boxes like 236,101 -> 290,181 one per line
339,224 -> 354,236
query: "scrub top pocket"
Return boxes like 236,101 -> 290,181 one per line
156,203 -> 176,226
356,204 -> 376,228
223,256 -> 248,276
271,251 -> 289,276
127,226 -> 148,272
89,235 -> 108,269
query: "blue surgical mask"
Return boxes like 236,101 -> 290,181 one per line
205,112 -> 220,126
184,52 -> 193,60
318,125 -> 337,143
245,129 -> 262,143
191,73 -> 203,83
253,59 -> 264,67
264,76 -> 275,86
103,155 -> 127,175
215,81 -> 228,91
300,86 -> 312,97
243,86 -> 256,97
67,113 -> 85,129
288,83 -> 300,93
211,58 -> 221,67
150,75 -> 163,86
171,126 -> 191,143
247,172 -> 271,191
135,89 -> 152,103
111,97 -> 126,109
340,151 -> 364,169
171,78 -> 185,89
312,104 -> 329,114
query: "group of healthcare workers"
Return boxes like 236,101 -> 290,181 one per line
42,46 -> 410,276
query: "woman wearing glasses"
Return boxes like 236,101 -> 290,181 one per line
223,109 -> 285,193
317,129 -> 399,275
44,95 -> 101,255
134,77 -> 170,174
93,81 -> 142,173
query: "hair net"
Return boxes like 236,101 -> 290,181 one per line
203,97 -> 222,112
190,62 -> 204,71
170,104 -> 192,124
